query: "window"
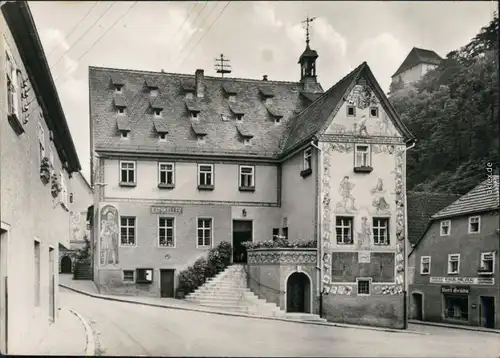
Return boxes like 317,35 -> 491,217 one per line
448,254 -> 460,274
272,228 -> 280,240
159,133 -> 167,142
114,84 -> 123,93
120,217 -> 136,246
370,107 -> 379,118
420,256 -> 431,275
275,118 -> 281,124
186,92 -> 194,100
282,227 -> 288,240
198,164 -> 213,187
444,295 -> 468,321
243,138 -> 251,145
440,220 -> 451,236
191,112 -> 198,120
120,131 -> 129,139
357,279 -> 370,295
123,270 -> 135,282
34,240 -> 41,306
355,145 -> 370,167
136,268 -> 153,283
239,165 -> 254,189
303,147 -> 312,170
150,89 -> 158,97
480,252 -> 494,274
158,162 -> 174,186
347,105 -> 356,117
6,52 -> 19,118
468,216 -> 480,234
336,217 -> 353,244
236,114 -> 243,121
158,217 -> 175,247
69,193 -> 74,204
197,135 -> 205,143
120,161 -> 136,184
197,218 -> 212,248
118,107 -> 125,114
373,218 -> 389,245
38,120 -> 45,163
154,109 -> 162,117
228,95 -> 236,102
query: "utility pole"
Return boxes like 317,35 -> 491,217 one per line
214,53 -> 232,78
301,16 -> 317,45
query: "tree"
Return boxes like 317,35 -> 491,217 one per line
74,234 -> 91,264
391,15 -> 499,195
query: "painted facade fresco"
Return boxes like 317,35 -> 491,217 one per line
324,77 -> 401,137
335,176 -> 358,213
371,178 -> 390,214
99,204 -> 120,266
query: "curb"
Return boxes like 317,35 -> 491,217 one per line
409,320 -> 500,335
66,307 -> 97,356
60,284 -> 426,335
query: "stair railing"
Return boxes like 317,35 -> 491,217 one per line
243,264 -> 285,294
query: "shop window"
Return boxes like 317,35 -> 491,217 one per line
443,294 -> 468,321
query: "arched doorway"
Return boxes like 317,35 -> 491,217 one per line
61,256 -> 72,274
412,292 -> 423,320
286,272 -> 311,313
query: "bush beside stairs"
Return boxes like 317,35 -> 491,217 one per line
184,264 -> 326,322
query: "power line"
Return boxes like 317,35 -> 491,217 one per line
164,2 -> 199,50
46,1 -> 99,59
50,2 -> 115,70
171,2 -> 210,61
177,2 -> 231,68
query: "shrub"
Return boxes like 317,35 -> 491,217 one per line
177,240 -> 232,296
241,239 -> 317,250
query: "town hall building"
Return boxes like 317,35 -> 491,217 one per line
89,29 -> 415,328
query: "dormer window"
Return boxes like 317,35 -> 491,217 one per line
236,114 -> 243,121
150,89 -> 158,97
275,118 -> 281,124
186,92 -> 194,100
228,95 -> 236,102
197,135 -> 205,143
121,131 -> 129,139
154,109 -> 162,117
117,107 -> 125,115
243,138 -> 251,145
159,133 -> 167,142
114,84 -> 123,93
191,112 -> 198,120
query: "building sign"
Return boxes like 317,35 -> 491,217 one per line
150,206 -> 183,215
441,286 -> 470,295
430,277 -> 495,285
358,251 -> 371,263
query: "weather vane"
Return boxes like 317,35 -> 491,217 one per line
301,16 -> 317,45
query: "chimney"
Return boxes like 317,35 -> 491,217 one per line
262,75 -> 268,81
195,69 -> 204,98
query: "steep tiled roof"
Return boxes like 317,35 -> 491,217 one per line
300,92 -> 322,103
407,191 -> 462,245
392,47 -> 442,78
90,67 -> 308,157
431,175 -> 499,219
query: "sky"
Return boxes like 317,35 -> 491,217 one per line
28,1 -> 497,182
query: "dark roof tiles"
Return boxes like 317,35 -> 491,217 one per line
235,122 -> 254,138
259,86 -> 275,98
113,95 -> 127,108
191,121 -> 208,136
116,117 -> 131,131
186,99 -> 202,113
110,73 -> 125,86
228,102 -> 246,115
392,47 -> 442,78
152,118 -> 169,133
222,82 -> 238,95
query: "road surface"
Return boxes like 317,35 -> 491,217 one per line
60,287 -> 500,357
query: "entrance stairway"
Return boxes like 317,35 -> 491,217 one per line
184,264 -> 326,322
73,262 -> 92,280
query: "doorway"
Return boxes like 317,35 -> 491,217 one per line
49,247 -> 55,322
160,269 -> 175,298
61,256 -> 72,274
412,293 -> 423,320
481,296 -> 495,328
232,220 -> 252,264
286,272 -> 311,313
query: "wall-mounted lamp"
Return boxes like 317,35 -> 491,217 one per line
242,209 -> 247,217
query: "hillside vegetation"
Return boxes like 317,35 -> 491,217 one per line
390,15 -> 499,195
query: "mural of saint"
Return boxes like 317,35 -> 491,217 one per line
100,205 -> 119,266
356,216 -> 372,249
336,176 -> 357,212
371,178 -> 390,213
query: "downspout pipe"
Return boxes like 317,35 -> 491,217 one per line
399,139 -> 417,329
310,139 -> 323,317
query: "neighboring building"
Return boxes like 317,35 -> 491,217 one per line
59,172 -> 94,274
408,175 -> 500,329
1,1 -> 82,354
389,47 -> 442,97
89,34 -> 415,328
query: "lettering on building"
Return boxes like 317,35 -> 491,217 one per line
440,285 -> 470,295
150,206 -> 183,215
430,276 -> 495,285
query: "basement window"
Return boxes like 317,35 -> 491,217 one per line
347,105 -> 356,117
357,279 -> 371,295
123,270 -> 134,282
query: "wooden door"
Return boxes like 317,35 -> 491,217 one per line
160,270 -> 175,298
286,273 -> 308,313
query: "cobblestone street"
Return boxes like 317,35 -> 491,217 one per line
60,288 -> 500,357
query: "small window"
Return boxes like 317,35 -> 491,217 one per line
120,161 -> 136,184
243,138 -> 251,145
136,268 -> 153,283
480,252 -> 494,274
239,165 -> 255,188
197,136 -> 205,143
123,270 -> 134,282
228,95 -> 236,102
186,92 -> 194,100
221,114 -> 230,122
357,279 -> 370,295
120,217 -> 136,246
468,216 -> 480,234
197,218 -> 212,248
303,147 -> 312,171
440,220 -> 451,236
336,217 -> 353,244
373,218 -> 389,245
154,109 -> 162,117
272,228 -> 280,240
420,256 -> 431,275
448,254 -> 460,274
158,217 -> 175,247
121,131 -> 129,139
347,105 -> 356,117
355,145 -> 370,167
150,89 -> 158,97
117,107 -> 125,114
369,107 -> 379,118
198,164 -> 213,187
191,112 -> 198,119
275,118 -> 281,124
159,162 -> 174,185
114,85 -> 123,93
159,133 -> 167,142
69,193 -> 74,204
236,114 -> 243,121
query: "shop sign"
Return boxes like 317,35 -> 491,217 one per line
441,285 -> 470,295
150,206 -> 183,215
430,276 -> 495,285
